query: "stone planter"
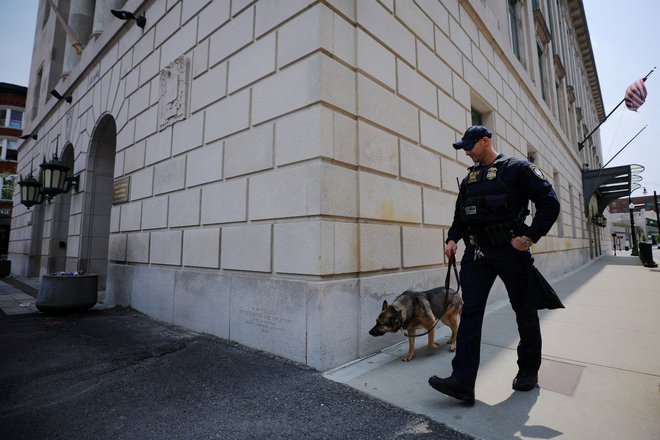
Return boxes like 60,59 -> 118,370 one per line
36,273 -> 98,314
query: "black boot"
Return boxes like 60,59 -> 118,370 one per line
512,370 -> 538,391
428,376 -> 475,404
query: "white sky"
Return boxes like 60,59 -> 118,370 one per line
582,0 -> 659,196
0,0 -> 658,196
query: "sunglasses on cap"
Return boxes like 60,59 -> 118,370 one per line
460,137 -> 487,151
453,126 -> 492,150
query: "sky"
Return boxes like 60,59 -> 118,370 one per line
0,0 -> 658,197
582,0 -> 659,197
0,1 -> 38,87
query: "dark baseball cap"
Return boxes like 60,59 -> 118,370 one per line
452,125 -> 492,150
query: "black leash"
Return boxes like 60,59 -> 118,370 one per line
403,255 -> 460,338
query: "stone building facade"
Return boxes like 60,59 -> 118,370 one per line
14,0 -> 607,370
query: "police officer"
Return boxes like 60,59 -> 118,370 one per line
428,125 -> 560,404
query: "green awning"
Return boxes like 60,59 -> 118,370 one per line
582,164 -> 644,213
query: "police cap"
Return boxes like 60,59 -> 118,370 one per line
453,125 -> 492,150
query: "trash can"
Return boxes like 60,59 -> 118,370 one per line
638,243 -> 658,268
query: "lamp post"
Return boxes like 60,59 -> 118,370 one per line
629,199 -> 639,256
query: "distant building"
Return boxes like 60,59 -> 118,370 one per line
15,0 -> 614,369
0,82 -> 25,256
607,193 -> 659,246
609,194 -> 658,215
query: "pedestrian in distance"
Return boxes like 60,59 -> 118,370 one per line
428,125 -> 560,404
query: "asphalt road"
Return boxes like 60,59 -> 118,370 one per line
0,308 -> 475,440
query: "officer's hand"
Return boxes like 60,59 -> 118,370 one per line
511,235 -> 533,251
444,240 -> 457,258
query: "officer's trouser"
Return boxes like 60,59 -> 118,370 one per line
451,243 -> 541,387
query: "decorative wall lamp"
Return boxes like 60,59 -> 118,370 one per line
19,132 -> 38,140
18,169 -> 44,209
39,153 -> 79,198
17,142 -> 80,209
591,214 -> 607,228
50,89 -> 72,103
111,9 -> 146,28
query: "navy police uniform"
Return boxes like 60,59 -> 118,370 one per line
446,154 -> 560,387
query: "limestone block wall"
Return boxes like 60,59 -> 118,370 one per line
14,0 -> 598,370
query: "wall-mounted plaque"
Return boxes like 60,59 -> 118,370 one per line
112,176 -> 130,205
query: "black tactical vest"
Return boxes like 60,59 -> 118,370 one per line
458,157 -> 528,244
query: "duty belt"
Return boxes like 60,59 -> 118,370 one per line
466,222 -> 515,247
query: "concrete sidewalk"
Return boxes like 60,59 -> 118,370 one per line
0,275 -> 106,316
1,250 -> 658,439
0,275 -> 40,315
325,249 -> 660,439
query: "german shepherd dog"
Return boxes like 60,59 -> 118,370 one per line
368,287 -> 463,362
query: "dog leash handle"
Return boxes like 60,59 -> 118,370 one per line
445,255 -> 460,293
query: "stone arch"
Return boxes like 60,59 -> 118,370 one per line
79,113 -> 116,289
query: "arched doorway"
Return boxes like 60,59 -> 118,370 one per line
47,143 -> 75,273
80,114 -> 116,290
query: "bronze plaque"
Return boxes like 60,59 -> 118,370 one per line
112,176 -> 130,205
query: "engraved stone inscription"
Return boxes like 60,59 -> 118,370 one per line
240,307 -> 293,333
159,56 -> 189,130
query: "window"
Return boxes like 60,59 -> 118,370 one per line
508,0 -> 523,61
471,108 -> 483,126
538,44 -> 547,101
34,66 -> 43,119
527,150 -> 537,164
6,140 -> 17,161
556,79 -> 566,131
0,109 -> 23,129
546,0 -> 555,51
553,171 -> 564,237
0,177 -> 14,201
569,184 -> 576,238
0,138 -> 18,161
470,94 -> 493,130
9,110 -> 23,129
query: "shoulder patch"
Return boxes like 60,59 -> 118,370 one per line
530,165 -> 546,180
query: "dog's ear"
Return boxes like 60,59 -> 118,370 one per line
382,300 -> 388,311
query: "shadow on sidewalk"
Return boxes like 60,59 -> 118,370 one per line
484,389 -> 562,439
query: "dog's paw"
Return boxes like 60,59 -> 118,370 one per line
428,343 -> 440,350
401,356 -> 413,362
449,345 -> 456,352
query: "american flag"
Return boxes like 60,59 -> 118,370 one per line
624,78 -> 647,111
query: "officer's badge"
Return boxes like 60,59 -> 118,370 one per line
486,167 -> 498,180
468,170 -> 479,183
530,165 -> 546,180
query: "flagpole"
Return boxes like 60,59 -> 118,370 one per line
602,125 -> 647,168
578,67 -> 655,152
46,0 -> 84,55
